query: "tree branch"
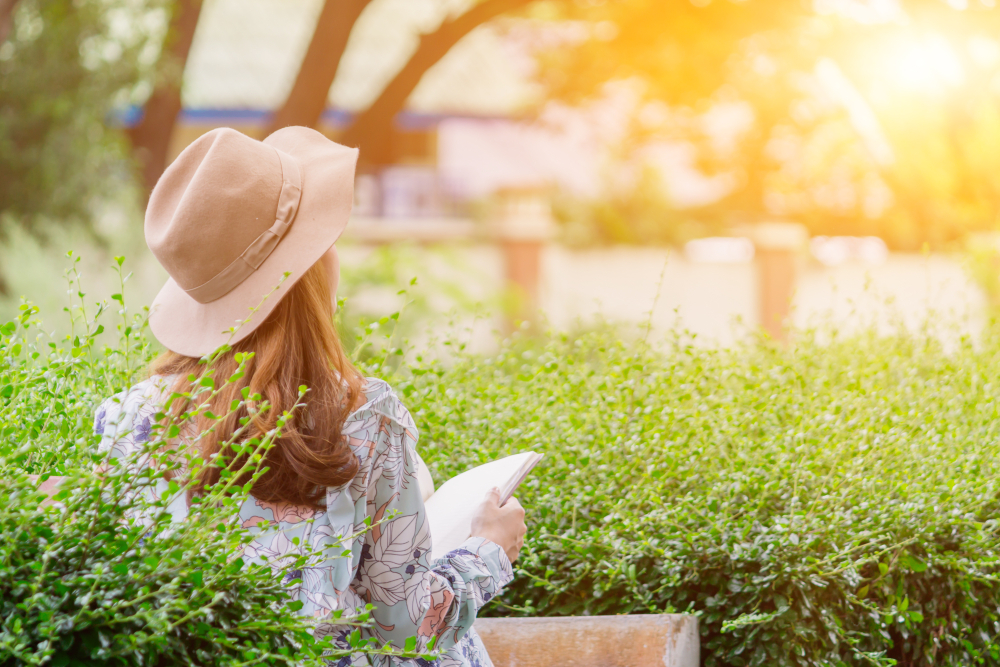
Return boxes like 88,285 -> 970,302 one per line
341,0 -> 536,166
128,0 -> 202,195
0,0 -> 20,43
266,0 -> 372,134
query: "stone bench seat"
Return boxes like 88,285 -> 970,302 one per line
476,614 -> 699,667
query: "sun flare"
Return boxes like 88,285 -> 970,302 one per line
872,32 -> 965,92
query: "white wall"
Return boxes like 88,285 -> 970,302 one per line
339,243 -> 987,350
793,255 -> 984,338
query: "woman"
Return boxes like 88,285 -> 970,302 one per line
94,127 -> 527,667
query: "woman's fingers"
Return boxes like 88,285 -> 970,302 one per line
470,491 -> 528,563
505,496 -> 524,512
484,486 -> 501,507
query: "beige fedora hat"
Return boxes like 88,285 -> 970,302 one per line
145,126 -> 358,357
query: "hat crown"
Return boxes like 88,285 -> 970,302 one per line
145,128 -> 286,292
145,125 -> 358,358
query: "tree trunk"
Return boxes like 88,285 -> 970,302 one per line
266,0 -> 372,134
129,0 -> 203,195
0,0 -> 20,43
341,0 -> 534,166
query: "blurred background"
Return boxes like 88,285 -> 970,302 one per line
3,0 -> 1000,348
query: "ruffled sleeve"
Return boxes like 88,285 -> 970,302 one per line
319,378 -> 514,653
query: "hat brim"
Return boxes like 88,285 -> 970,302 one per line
148,127 -> 359,358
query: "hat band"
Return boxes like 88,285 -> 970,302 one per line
184,148 -> 303,304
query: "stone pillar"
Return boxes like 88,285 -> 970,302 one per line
750,222 -> 808,342
491,188 -> 556,329
502,240 -> 543,309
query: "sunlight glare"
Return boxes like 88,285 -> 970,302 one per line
968,36 -> 1000,68
813,0 -> 904,24
875,33 -> 964,93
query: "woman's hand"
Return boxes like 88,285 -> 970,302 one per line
470,487 -> 527,563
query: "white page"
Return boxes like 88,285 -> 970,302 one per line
424,452 -> 538,562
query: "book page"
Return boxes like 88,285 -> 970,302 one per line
424,452 -> 541,562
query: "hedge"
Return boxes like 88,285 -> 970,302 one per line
3,256 -> 1000,666
403,327 -> 1000,666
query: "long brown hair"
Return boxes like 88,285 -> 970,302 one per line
151,259 -> 363,509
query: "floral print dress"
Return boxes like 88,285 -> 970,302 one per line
94,376 -> 513,667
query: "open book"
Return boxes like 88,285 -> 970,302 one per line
419,452 -> 543,562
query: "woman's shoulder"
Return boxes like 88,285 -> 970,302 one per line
344,377 -> 416,434
352,377 -> 405,415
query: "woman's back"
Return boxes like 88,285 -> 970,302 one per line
116,125 -> 526,666
96,375 -> 513,666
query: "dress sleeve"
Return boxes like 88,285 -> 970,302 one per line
94,378 -> 164,464
346,381 -> 513,653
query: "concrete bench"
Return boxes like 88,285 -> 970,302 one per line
476,615 -> 699,667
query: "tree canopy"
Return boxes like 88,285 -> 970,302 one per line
5,0 -> 1000,250
533,0 -> 1000,248
0,0 -> 164,230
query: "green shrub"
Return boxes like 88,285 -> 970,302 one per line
6,255 -> 1000,666
0,466 -> 357,666
0,256 -> 429,666
403,327 -> 1000,667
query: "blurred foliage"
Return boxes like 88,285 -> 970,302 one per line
336,243 -> 499,364
534,0 -> 1000,250
14,0 -> 1000,252
531,0 -> 810,108
701,8 -> 1000,251
553,167 -> 727,246
0,0 -> 164,232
